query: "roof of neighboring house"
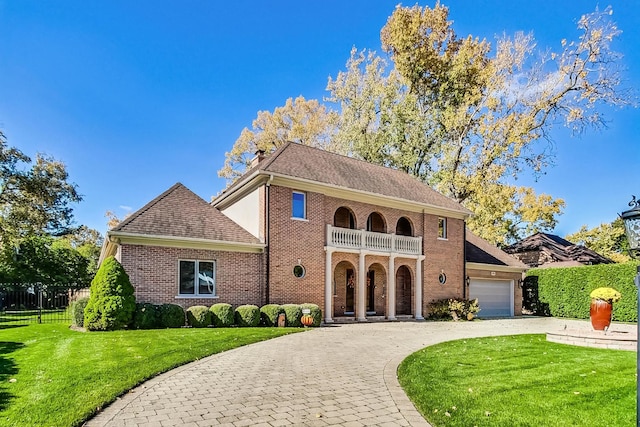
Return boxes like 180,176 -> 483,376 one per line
216,142 -> 471,216
465,229 -> 528,269
111,182 -> 261,245
503,232 -> 612,266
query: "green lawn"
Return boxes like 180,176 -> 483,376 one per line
0,323 -> 300,427
398,334 -> 635,427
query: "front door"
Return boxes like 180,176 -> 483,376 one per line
367,270 -> 375,312
345,269 -> 355,314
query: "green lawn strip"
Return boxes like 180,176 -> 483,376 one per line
398,334 -> 635,427
0,324 -> 300,427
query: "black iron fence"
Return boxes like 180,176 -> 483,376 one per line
0,283 -> 89,325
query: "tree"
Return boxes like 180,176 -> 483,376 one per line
327,4 -> 630,244
566,219 -> 630,263
0,131 -> 82,247
84,256 -> 136,331
218,96 -> 339,182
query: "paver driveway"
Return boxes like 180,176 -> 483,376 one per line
86,317 -> 585,427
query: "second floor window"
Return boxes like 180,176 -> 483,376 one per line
438,217 -> 447,239
292,191 -> 306,219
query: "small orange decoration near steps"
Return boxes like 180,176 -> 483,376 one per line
301,314 -> 314,327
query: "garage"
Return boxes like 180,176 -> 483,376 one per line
469,278 -> 514,317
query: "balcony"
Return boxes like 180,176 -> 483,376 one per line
326,225 -> 422,256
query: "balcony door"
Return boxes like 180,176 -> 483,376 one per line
366,270 -> 375,312
345,269 -> 355,314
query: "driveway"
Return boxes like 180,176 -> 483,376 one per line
86,317 -> 590,427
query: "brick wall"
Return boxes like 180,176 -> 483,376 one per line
119,244 -> 265,309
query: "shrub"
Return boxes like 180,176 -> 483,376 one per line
158,304 -> 185,328
300,303 -> 322,327
132,303 -> 160,329
71,297 -> 89,327
84,256 -> 136,331
260,304 -> 284,326
282,304 -> 302,327
528,261 -> 640,322
427,298 -> 480,321
210,303 -> 235,327
186,305 -> 212,328
235,305 -> 260,327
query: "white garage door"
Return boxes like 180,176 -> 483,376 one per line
469,279 -> 513,317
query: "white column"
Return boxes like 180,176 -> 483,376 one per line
324,248 -> 334,324
357,251 -> 367,321
387,255 -> 396,320
415,256 -> 425,320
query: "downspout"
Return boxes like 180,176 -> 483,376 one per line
265,174 -> 274,304
463,224 -> 467,299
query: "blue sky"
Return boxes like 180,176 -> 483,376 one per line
1,1 -> 638,238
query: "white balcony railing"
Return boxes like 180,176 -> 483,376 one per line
327,225 -> 422,255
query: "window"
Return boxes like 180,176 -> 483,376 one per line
179,260 -> 216,296
292,191 -> 306,219
438,218 -> 447,239
293,264 -> 306,278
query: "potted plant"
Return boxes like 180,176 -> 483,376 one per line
589,287 -> 621,331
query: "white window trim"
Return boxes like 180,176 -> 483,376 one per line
177,259 -> 217,298
291,191 -> 307,220
438,217 -> 448,240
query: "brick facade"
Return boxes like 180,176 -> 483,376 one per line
119,244 -> 265,309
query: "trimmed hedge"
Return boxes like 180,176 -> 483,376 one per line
84,256 -> 136,331
71,297 -> 89,327
260,304 -> 284,327
528,261 -> 639,322
282,304 -> 302,327
132,303 -> 160,329
235,305 -> 260,327
186,305 -> 212,328
158,304 -> 185,328
300,303 -> 322,327
210,303 -> 235,327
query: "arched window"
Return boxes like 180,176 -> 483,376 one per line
366,212 -> 386,233
395,217 -> 413,236
334,207 -> 356,229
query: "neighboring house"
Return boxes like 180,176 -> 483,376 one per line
100,142 -> 524,321
503,232 -> 613,268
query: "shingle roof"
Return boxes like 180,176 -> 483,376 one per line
465,229 -> 528,269
112,183 -> 260,244
220,142 -> 471,214
503,232 -> 612,265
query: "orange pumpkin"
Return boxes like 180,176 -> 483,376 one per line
301,314 -> 314,327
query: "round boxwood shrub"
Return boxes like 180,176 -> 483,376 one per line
132,303 -> 160,329
159,304 -> 185,328
282,304 -> 303,327
186,305 -> 212,328
235,305 -> 260,327
84,256 -> 136,331
300,303 -> 322,327
71,297 -> 89,327
210,303 -> 235,327
260,304 -> 284,327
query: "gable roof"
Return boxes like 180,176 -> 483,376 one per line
503,232 -> 612,266
112,182 -> 260,245
465,229 -> 528,270
215,142 -> 471,217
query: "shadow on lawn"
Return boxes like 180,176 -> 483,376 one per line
0,341 -> 25,411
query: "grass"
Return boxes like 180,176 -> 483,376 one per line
398,334 -> 635,427
0,323 -> 300,427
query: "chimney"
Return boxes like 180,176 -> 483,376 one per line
250,149 -> 266,168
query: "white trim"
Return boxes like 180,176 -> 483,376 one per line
466,262 -> 527,273
107,231 -> 265,253
213,171 -> 471,219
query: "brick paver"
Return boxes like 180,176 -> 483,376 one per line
85,317 -> 608,427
